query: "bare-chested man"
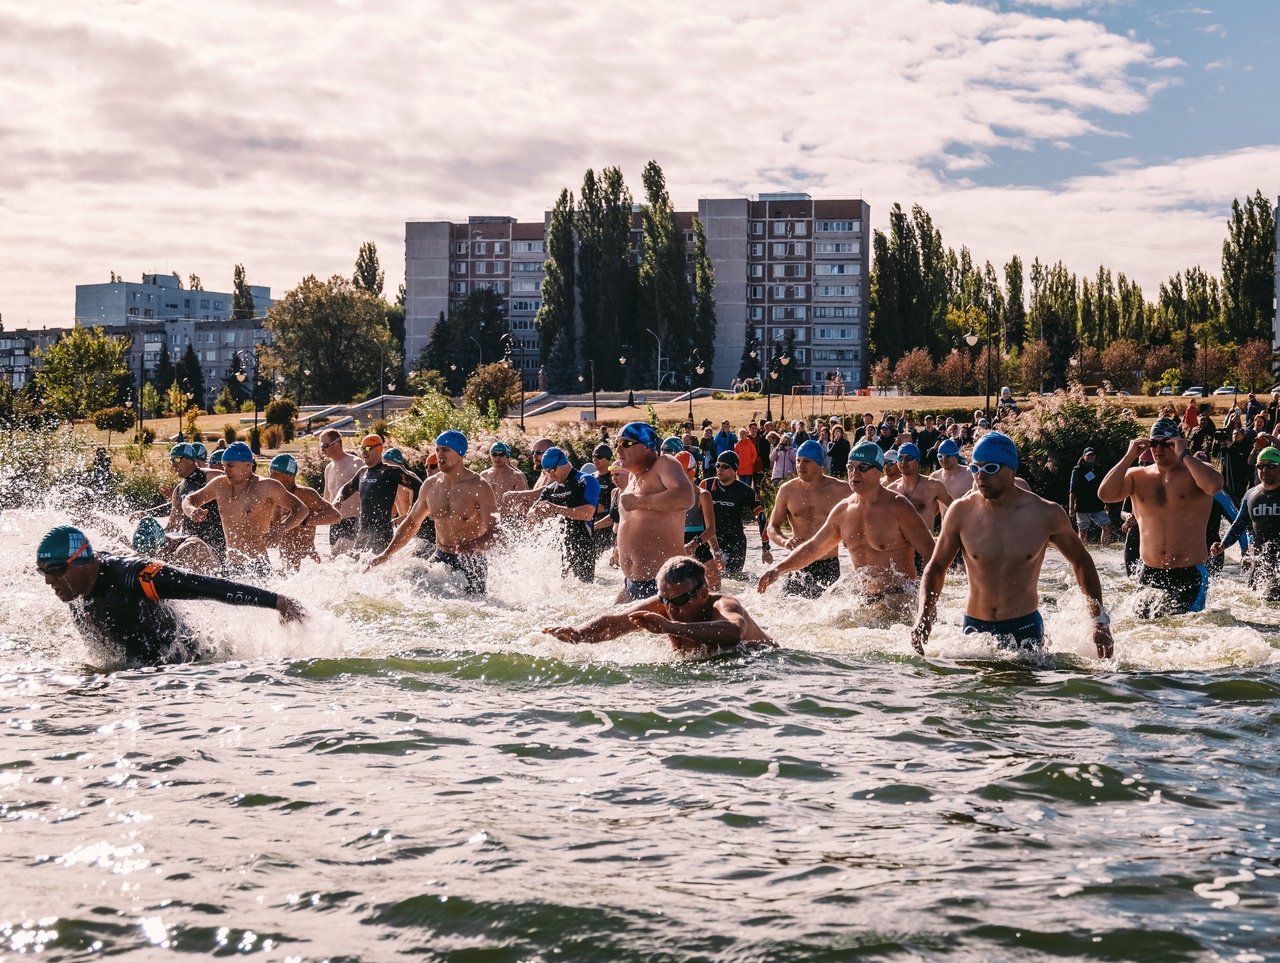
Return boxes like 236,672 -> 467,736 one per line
887,442 -> 953,528
759,441 -> 935,609
765,439 -> 850,597
544,555 -> 772,657
931,437 -> 973,500
481,441 -> 529,504
267,453 -> 341,572
320,429 -> 362,555
369,430 -> 499,594
912,432 -> 1113,658
613,421 -> 698,602
181,442 -> 307,577
1097,417 -> 1223,618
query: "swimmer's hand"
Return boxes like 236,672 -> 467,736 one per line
628,611 -> 670,634
618,492 -> 645,512
1093,624 -> 1114,659
543,626 -> 584,645
757,567 -> 782,594
159,484 -> 174,498
909,619 -> 929,655
1209,541 -> 1224,557
366,552 -> 389,572
762,549 -> 774,565
187,506 -> 209,522
277,596 -> 306,623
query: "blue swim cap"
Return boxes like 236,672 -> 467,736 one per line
435,430 -> 468,458
222,441 -> 255,463
619,422 -> 659,451
541,447 -> 570,470
37,525 -> 95,566
898,442 -> 921,461
489,441 -> 512,456
938,438 -> 960,458
849,441 -> 885,470
971,431 -> 1018,471
132,516 -> 168,555
191,442 -> 208,461
796,439 -> 826,465
269,453 -> 298,475
662,436 -> 685,454
169,443 -> 194,461
209,449 -> 225,465
381,447 -> 404,466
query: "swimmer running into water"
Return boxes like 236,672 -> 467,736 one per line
912,432 -> 1113,658
543,556 -> 772,656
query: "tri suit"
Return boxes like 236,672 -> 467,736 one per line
339,462 -> 423,554
537,469 -> 601,582
701,477 -> 767,574
1219,483 -> 1280,599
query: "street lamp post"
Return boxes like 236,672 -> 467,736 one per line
234,348 -> 261,452
502,333 -> 526,432
645,328 -> 664,390
687,351 -> 705,425
470,336 -> 483,368
984,306 -> 994,418
620,347 -> 633,406
778,346 -> 791,424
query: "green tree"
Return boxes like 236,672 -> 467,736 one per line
577,169 -> 635,389
231,263 -> 255,320
265,398 -> 299,442
536,189 -> 576,369
93,406 -> 134,447
1220,190 -> 1276,344
151,341 -> 175,405
739,321 -> 761,380
1004,256 -> 1027,351
33,326 -> 131,419
690,215 -> 716,386
546,328 -> 578,394
177,343 -> 206,410
462,362 -> 521,417
265,274 -> 398,404
1028,259 -> 1078,388
139,381 -> 160,419
353,241 -> 385,297
637,160 -> 692,388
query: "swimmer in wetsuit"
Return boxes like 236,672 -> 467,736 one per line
35,525 -> 305,668
1213,445 -> 1280,599
334,434 -> 423,554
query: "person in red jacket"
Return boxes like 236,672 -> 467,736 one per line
734,428 -> 760,487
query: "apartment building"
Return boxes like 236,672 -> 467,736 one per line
75,273 -> 272,328
0,328 -> 70,390
405,192 -> 869,392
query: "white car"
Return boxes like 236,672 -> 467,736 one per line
1182,387 -> 1204,396
1213,386 -> 1238,395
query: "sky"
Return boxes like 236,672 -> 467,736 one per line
1,0 -> 1277,329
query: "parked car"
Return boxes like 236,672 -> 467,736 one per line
1182,387 -> 1205,396
1158,386 -> 1175,395
1213,386 -> 1238,395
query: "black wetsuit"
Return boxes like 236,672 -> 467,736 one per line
340,463 -> 422,553
702,477 -> 767,573
70,554 -> 280,667
591,470 -> 617,555
1221,483 -> 1280,598
175,468 -> 226,560
538,470 -> 600,582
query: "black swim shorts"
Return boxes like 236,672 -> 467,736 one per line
962,611 -> 1045,650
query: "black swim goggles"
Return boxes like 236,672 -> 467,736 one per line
658,587 -> 699,607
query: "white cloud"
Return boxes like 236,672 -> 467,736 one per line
0,0 -> 1217,327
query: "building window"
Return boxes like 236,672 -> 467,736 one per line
513,240 -> 544,253
816,263 -> 857,275
815,241 -> 857,254
143,309 -> 154,318
493,262 -> 505,275
512,280 -> 539,292
793,222 -> 807,236
474,242 -> 487,254
184,299 -> 191,309
454,262 -> 467,275
750,243 -> 763,256
772,243 -> 786,257
200,299 -> 210,309
455,242 -> 468,254
750,307 -> 763,320
213,300 -> 223,310
772,222 -> 786,236
815,220 -> 859,233
749,265 -> 763,278
512,261 -> 542,271
817,284 -> 859,297
493,242 -> 506,254
749,286 -> 763,299
773,285 -> 786,298
751,222 -> 763,236
128,307 -> 139,316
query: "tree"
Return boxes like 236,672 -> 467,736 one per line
212,383 -> 238,414
177,343 -> 205,410
546,328 -> 578,394
151,341 -> 175,405
264,398 -> 299,442
577,169 -> 635,389
690,216 -> 717,385
264,274 -> 397,404
463,362 -> 522,416
739,321 -> 761,380
353,241 -> 385,297
231,263 -> 255,320
536,188 -> 576,369
1004,256 -> 1026,351
170,271 -> 184,289
893,347 -> 935,394
33,326 -> 131,420
1191,343 -> 1231,390
427,289 -> 508,394
93,406 -> 134,447
1220,190 -> 1276,344
1235,339 -> 1273,392
1099,340 -> 1143,393
1019,341 -> 1051,394
935,349 -> 974,395
1144,345 -> 1180,387
869,357 -> 894,389
139,381 -> 160,419
637,161 -> 692,387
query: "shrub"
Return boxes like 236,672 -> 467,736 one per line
239,400 -> 255,414
463,363 -> 521,418
370,419 -> 389,439
92,406 -> 134,447
393,392 -> 482,448
212,384 -> 237,415
223,424 -> 239,444
294,442 -> 327,491
134,425 -> 156,446
262,424 -> 284,449
248,426 -> 261,454
265,398 -> 299,443
115,459 -> 170,511
183,407 -> 201,442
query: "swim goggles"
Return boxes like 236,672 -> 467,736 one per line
968,462 -> 1003,475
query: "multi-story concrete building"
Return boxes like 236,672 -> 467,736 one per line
405,192 -> 869,392
0,328 -> 71,390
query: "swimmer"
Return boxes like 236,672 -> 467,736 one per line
130,516 -> 219,575
1096,418 -> 1223,618
699,450 -> 771,589
267,453 -> 341,571
481,442 -> 529,503
930,438 -> 973,500
912,432 -> 1113,658
526,447 -> 600,583
886,442 -> 953,527
36,525 -> 304,668
759,441 -> 934,607
612,422 -> 698,602
543,555 -> 773,656
882,448 -> 901,484
319,429 -> 363,555
1212,445 -> 1280,599
162,443 -> 229,562
765,439 -> 849,597
369,430 -> 499,594
181,442 -> 308,576
332,434 -> 423,554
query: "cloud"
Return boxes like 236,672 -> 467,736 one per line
0,0 -> 1211,327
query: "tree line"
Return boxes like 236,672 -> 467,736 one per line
868,190 -> 1277,394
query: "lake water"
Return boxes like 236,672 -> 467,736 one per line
2,498 -> 1279,961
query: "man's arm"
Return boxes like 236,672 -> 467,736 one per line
397,467 -> 423,499
181,476 -> 227,521
332,467 -> 365,507
1213,490 -> 1253,554
543,599 -> 662,644
1175,438 -> 1224,495
369,486 -> 431,566
1097,442 -> 1143,504
630,597 -> 752,652
758,504 -> 845,592
1046,507 -> 1113,658
144,561 -> 304,622
268,482 -> 309,536
911,505 -> 963,653
297,488 -> 342,527
765,482 -> 793,548
1068,469 -> 1079,517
